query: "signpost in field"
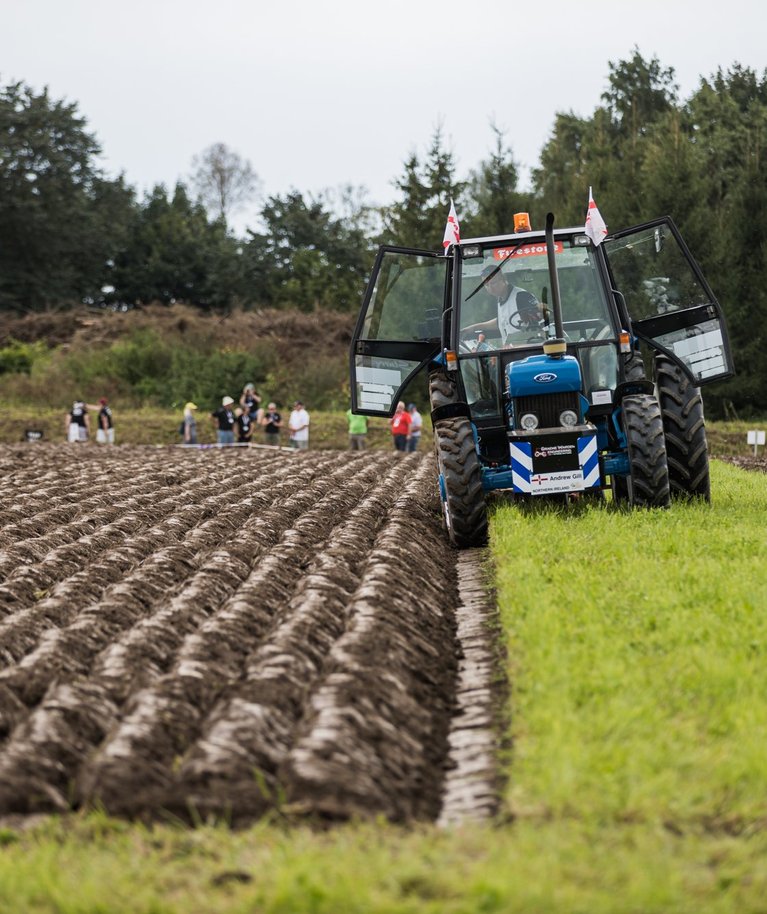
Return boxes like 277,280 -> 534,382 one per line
747,429 -> 766,456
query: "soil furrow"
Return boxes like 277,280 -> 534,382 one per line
283,456 -> 459,822
0,483 -> 235,659
175,457 -> 453,822
79,456 -> 402,814
0,455 -> 345,811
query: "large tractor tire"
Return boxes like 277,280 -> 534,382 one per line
654,354 -> 710,500
621,394 -> 671,508
429,371 -> 488,548
623,348 -> 647,382
434,418 -> 488,548
428,370 -> 459,413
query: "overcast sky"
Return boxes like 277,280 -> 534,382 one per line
2,0 -> 764,230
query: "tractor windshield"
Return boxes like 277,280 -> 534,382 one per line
459,239 -> 614,351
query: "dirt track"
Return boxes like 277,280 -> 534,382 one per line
0,444 -> 501,824
718,455 -> 767,473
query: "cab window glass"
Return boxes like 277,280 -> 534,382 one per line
604,224 -> 709,320
461,356 -> 499,417
362,251 -> 446,341
459,241 -> 614,351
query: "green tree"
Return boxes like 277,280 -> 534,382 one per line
382,124 -> 466,248
682,65 -> 767,414
463,123 -> 526,236
531,111 -> 594,226
602,48 -> 678,141
533,50 -> 680,228
112,183 -> 246,310
245,189 -> 374,311
0,80 -> 134,312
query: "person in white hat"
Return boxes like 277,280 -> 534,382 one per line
181,402 -> 198,444
211,396 -> 236,445
65,399 -> 90,443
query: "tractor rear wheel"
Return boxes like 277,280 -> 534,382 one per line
428,370 -> 459,412
623,348 -> 647,382
622,394 -> 671,508
434,417 -> 488,548
655,355 -> 710,500
429,371 -> 487,548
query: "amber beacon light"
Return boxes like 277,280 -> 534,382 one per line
513,212 -> 532,232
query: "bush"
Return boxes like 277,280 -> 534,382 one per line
0,339 -> 47,375
63,327 -> 280,408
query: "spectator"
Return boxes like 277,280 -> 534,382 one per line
235,406 -> 254,444
65,400 -> 90,443
288,400 -> 310,450
346,407 -> 368,451
262,401 -> 282,446
181,402 -> 198,444
407,403 -> 422,452
211,396 -> 236,445
240,383 -> 262,421
389,401 -> 411,452
95,397 -> 115,444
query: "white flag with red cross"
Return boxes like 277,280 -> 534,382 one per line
442,198 -> 460,253
584,186 -> 608,246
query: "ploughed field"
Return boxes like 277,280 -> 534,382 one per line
0,444 -> 463,823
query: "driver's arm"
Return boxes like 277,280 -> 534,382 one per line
460,317 -> 499,340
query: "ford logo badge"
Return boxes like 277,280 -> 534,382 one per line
533,372 -> 557,383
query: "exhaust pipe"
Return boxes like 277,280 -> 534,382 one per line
544,212 -> 566,354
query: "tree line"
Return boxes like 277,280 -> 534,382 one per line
1,50 -> 766,413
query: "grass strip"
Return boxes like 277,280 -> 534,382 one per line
2,814 -> 767,913
492,460 -> 767,830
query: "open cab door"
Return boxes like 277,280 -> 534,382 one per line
603,218 -> 734,384
350,246 -> 448,416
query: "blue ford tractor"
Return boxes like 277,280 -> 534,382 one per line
350,212 -> 734,547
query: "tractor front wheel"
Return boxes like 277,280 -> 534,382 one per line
622,394 -> 671,508
655,355 -> 710,500
429,370 -> 487,547
434,417 -> 488,548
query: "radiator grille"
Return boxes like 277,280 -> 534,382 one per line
514,392 -> 580,429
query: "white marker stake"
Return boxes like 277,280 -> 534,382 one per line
747,430 -> 766,456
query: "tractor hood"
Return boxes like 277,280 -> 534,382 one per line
507,353 -> 582,398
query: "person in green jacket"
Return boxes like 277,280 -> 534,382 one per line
346,408 -> 368,451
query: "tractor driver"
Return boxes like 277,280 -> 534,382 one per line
462,266 -> 544,346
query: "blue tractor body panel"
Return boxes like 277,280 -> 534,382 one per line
506,353 -> 582,398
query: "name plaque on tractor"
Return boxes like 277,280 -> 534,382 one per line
510,431 -> 600,495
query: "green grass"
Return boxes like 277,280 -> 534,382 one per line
2,461 -> 767,912
493,461 -> 767,831
3,813 -> 767,914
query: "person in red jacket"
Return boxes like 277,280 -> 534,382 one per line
389,400 -> 412,452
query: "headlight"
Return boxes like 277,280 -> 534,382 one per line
520,413 -> 539,430
559,409 -> 579,427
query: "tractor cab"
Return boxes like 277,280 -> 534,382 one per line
350,214 -> 734,547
